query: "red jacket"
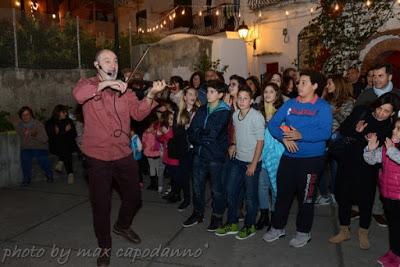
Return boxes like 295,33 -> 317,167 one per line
157,127 -> 179,166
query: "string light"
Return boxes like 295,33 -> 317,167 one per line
258,10 -> 262,18
160,24 -> 163,28
216,9 -> 219,16
310,7 -> 314,13
52,14 -> 56,19
163,20 -> 167,25
199,10 -> 202,16
285,10 -> 289,16
238,11 -> 241,18
334,3 -> 340,11
181,8 -> 185,15
15,1 -> 20,7
172,12 -> 176,18
156,25 -> 158,29
169,15 -> 172,20
366,0 -> 372,7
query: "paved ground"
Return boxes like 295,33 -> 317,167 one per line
0,160 -> 389,267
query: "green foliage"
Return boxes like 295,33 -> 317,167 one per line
0,14 -> 161,69
0,111 -> 15,132
303,0 -> 394,74
193,52 -> 229,73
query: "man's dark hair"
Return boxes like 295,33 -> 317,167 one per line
18,106 -> 35,119
206,80 -> 227,95
373,63 -> 393,75
300,70 -> 326,97
238,85 -> 253,98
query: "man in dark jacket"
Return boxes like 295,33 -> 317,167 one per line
355,63 -> 400,107
182,80 -> 231,231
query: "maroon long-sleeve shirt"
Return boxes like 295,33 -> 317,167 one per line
73,76 -> 157,161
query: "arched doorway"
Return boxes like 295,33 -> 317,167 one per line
382,51 -> 400,89
360,36 -> 400,88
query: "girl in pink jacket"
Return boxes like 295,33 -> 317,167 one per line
142,116 -> 163,192
364,118 -> 400,267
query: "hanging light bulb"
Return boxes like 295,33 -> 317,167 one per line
310,7 -> 314,13
366,0 -> 372,7
216,9 -> 220,16
199,10 -> 202,16
334,3 -> 339,11
169,15 -> 172,20
160,24 -> 163,28
163,20 -> 167,25
258,10 -> 262,18
238,11 -> 241,18
156,25 -> 158,29
285,10 -> 289,16
181,8 -> 185,15
15,1 -> 20,7
172,12 -> 176,18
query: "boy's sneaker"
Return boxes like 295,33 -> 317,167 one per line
182,212 -> 203,228
206,215 -> 223,232
262,227 -> 286,243
177,201 -> 190,212
235,225 -> 256,240
215,223 -> 239,236
373,214 -> 388,227
289,231 -> 311,248
315,195 -> 332,206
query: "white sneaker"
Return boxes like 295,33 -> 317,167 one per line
67,173 -> 74,184
315,195 -> 332,206
54,161 -> 64,172
289,232 -> 311,248
263,227 -> 286,243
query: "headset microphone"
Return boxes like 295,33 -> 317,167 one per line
98,65 -> 113,76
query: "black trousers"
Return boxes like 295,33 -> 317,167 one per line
383,198 -> 400,256
85,155 -> 142,249
58,151 -> 73,174
272,155 -> 325,233
335,143 -> 378,229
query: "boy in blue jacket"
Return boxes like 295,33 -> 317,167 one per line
182,80 -> 231,231
263,70 -> 332,248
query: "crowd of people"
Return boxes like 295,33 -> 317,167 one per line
15,49 -> 400,267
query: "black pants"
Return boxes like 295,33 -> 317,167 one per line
383,198 -> 400,256
335,143 -> 378,229
59,151 -> 73,174
272,155 -> 325,233
85,155 -> 142,249
176,151 -> 193,203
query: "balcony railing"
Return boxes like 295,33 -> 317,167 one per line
188,4 -> 240,36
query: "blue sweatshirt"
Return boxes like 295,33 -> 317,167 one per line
268,96 -> 332,158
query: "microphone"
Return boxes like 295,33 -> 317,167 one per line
98,65 -> 113,77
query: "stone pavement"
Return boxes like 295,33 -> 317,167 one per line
0,161 -> 389,267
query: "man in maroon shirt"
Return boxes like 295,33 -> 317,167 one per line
73,49 -> 165,267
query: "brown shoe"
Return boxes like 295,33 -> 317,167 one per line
373,214 -> 388,227
97,248 -> 111,267
358,227 -> 370,250
113,223 -> 141,244
329,225 -> 351,244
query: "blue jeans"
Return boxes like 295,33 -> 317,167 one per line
20,149 -> 53,184
226,159 -> 261,226
258,168 -> 276,211
192,155 -> 225,216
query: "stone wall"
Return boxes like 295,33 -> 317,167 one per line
132,34 -> 214,81
0,68 -> 94,119
0,132 -> 22,187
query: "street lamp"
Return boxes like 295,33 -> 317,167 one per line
238,21 -> 249,39
237,21 -> 256,50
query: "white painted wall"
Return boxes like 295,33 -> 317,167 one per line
211,37 -> 248,81
240,1 -> 318,77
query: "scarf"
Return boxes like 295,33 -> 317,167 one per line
374,81 -> 393,97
